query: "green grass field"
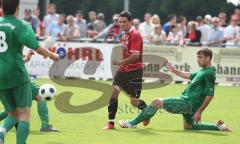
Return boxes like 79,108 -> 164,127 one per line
1,78 -> 239,144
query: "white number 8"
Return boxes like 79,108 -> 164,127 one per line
0,31 -> 8,53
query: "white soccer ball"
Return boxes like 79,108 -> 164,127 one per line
39,84 -> 57,101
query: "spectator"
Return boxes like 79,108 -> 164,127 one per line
177,16 -> 187,38
132,18 -> 140,30
95,14 -> 121,42
48,14 -> 66,39
149,24 -> 167,45
43,4 -> 59,36
204,14 -> 212,27
218,12 -> 228,28
163,14 -> 177,36
207,17 -> 224,46
150,14 -> 161,26
61,15 -> 80,41
23,9 -> 39,33
87,11 -> 97,38
0,8 -> 3,17
139,13 -> 154,41
185,21 -> 201,44
224,15 -> 239,48
75,10 -> 87,38
93,13 -> 106,33
167,25 -> 183,44
234,9 -> 240,26
33,8 -> 41,27
196,16 -> 210,44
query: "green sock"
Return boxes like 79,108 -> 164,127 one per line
130,105 -> 158,125
0,115 -> 18,141
16,121 -> 30,144
192,122 -> 220,131
0,110 -> 8,121
37,101 -> 49,128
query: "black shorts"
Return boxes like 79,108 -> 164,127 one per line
113,68 -> 143,98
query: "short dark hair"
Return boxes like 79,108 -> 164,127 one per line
119,11 -> 132,21
197,48 -> 213,60
2,0 -> 20,15
177,16 -> 186,23
167,14 -> 176,21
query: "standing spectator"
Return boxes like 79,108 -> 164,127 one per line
132,18 -> 140,30
207,17 -> 224,46
149,24 -> 167,45
87,11 -> 97,37
234,9 -> 240,26
196,16 -> 210,44
48,14 -> 66,39
218,12 -> 228,28
224,15 -> 239,48
185,21 -> 201,44
93,13 -> 106,33
178,16 -> 187,38
167,25 -> 183,44
204,14 -> 212,27
61,15 -> 80,41
95,14 -> 121,42
139,13 -> 154,41
33,8 -> 42,38
150,14 -> 161,26
23,9 -> 39,33
33,8 -> 41,26
75,10 -> 87,38
43,4 -> 59,35
163,14 -> 177,36
0,8 -> 3,17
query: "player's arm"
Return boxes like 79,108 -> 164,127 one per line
113,51 -> 140,65
35,46 -> 59,61
193,96 -> 213,123
166,63 -> 190,79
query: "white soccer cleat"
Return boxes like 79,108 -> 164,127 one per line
216,120 -> 232,132
119,120 -> 136,128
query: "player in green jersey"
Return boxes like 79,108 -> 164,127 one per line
0,0 -> 59,144
119,48 -> 232,132
0,50 -> 58,132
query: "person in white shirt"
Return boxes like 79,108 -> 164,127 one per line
43,4 -> 59,36
224,15 -> 239,48
196,16 -> 210,44
139,13 -> 154,41
149,24 -> 167,45
167,25 -> 183,45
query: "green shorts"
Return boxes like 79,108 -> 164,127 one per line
161,97 -> 199,125
31,82 -> 40,100
0,82 -> 32,112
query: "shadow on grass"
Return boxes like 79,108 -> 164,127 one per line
30,130 -> 61,135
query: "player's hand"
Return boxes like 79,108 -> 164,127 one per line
193,110 -> 202,124
112,60 -> 122,65
166,63 -> 176,73
50,53 -> 60,62
26,50 -> 35,62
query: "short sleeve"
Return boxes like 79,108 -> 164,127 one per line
130,33 -> 142,53
204,75 -> 215,97
189,72 -> 198,80
17,23 -> 39,50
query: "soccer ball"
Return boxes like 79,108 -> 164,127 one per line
39,84 -> 57,101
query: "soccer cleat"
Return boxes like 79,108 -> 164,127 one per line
216,120 -> 232,132
143,119 -> 151,126
40,124 -> 59,132
103,123 -> 115,130
119,120 -> 136,128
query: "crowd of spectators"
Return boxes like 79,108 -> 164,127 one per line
3,3 -> 240,47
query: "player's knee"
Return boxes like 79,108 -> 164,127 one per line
16,107 -> 31,121
34,96 -> 41,101
130,98 -> 138,107
183,123 -> 193,130
112,86 -> 121,98
151,99 -> 162,108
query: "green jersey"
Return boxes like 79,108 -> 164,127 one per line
0,15 -> 39,90
181,66 -> 216,106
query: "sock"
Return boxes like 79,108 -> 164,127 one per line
16,121 -> 30,144
192,122 -> 220,131
130,105 -> 158,125
108,98 -> 118,125
0,115 -> 18,141
0,110 -> 8,121
15,122 -> 19,130
137,99 -> 147,110
37,100 -> 49,128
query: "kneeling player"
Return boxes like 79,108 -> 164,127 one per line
119,48 -> 231,132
